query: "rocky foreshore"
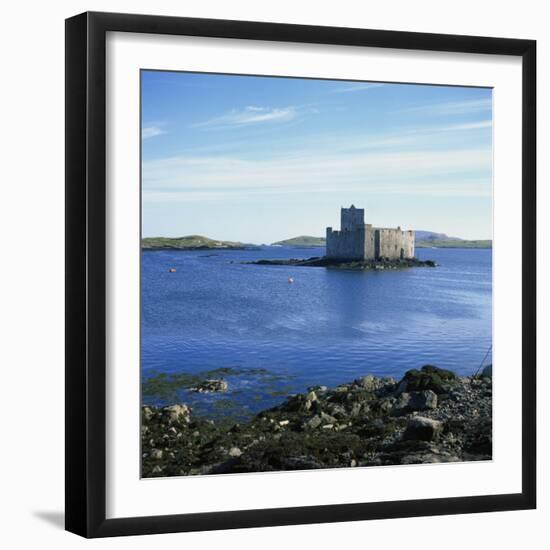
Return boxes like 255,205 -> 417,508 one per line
142,365 -> 492,477
243,256 -> 437,269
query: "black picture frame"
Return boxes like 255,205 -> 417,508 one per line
65,11 -> 536,538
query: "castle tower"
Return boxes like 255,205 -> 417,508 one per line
341,205 -> 365,231
326,205 -> 367,260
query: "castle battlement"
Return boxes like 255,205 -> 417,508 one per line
326,205 -> 415,261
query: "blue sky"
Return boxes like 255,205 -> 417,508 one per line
141,71 -> 492,242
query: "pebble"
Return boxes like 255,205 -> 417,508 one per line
228,447 -> 242,457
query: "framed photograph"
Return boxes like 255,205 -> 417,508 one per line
65,11 -> 536,538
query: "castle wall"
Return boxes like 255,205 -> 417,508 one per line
364,224 -> 376,260
326,227 -> 366,260
375,228 -> 415,260
403,230 -> 415,259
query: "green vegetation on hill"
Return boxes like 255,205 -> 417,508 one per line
142,234 -> 491,250
416,239 -> 492,249
271,236 -> 326,247
415,230 -> 461,242
142,235 -> 250,250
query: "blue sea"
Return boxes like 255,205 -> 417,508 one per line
141,246 -> 492,419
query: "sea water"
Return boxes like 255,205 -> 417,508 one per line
141,246 -> 492,418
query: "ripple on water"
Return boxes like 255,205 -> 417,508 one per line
141,247 -> 492,414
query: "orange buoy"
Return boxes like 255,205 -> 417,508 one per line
169,268 -> 177,273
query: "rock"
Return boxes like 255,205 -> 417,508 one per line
356,375 -> 376,391
162,404 -> 191,423
142,406 -> 154,421
228,447 -> 242,457
401,452 -> 459,464
403,416 -> 443,441
328,404 -> 348,418
310,400 -> 322,414
392,392 -> 411,413
307,385 -> 327,393
304,415 -> 322,430
320,412 -> 337,424
191,379 -> 228,393
397,365 -> 457,395
304,391 -> 318,410
280,456 -> 324,470
395,378 -> 408,395
151,449 -> 163,459
282,394 -> 305,412
279,420 -> 289,426
361,418 -> 390,437
377,397 -> 395,414
481,364 -> 492,378
306,390 -> 318,402
394,390 -> 438,414
412,390 -> 438,410
350,402 -> 362,417
205,458 -> 242,475
151,465 -> 163,474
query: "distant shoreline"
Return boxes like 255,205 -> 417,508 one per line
416,240 -> 492,249
271,235 -> 491,250
142,245 -> 254,251
141,235 -> 258,251
142,234 -> 491,250
141,243 -> 492,251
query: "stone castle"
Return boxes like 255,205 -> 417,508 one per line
326,205 -> 415,261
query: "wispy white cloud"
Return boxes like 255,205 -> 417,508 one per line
402,98 -> 492,116
150,116 -> 491,166
193,106 -> 297,128
144,179 -> 490,203
143,146 -> 491,202
142,126 -> 165,139
443,120 -> 492,131
143,96 -> 492,205
342,120 -> 492,152
332,83 -> 384,93
382,120 -> 492,140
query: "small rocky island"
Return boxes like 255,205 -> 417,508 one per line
142,365 -> 492,477
247,205 -> 436,270
245,256 -> 436,270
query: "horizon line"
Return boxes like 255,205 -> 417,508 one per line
141,232 -> 493,244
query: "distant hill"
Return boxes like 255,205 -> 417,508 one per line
415,230 -> 461,242
416,239 -> 492,249
272,232 -> 491,250
415,230 -> 491,249
271,236 -> 326,247
142,235 -> 253,250
143,233 -> 492,251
